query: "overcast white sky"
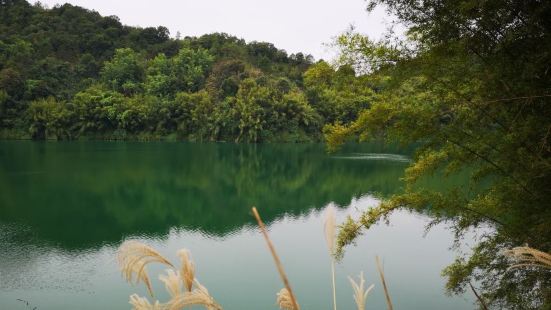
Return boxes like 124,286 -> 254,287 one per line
36,0 -> 396,61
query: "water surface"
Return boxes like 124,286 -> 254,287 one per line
0,141 -> 473,309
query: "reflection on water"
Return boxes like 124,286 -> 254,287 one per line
0,142 -> 409,249
0,141 -> 473,309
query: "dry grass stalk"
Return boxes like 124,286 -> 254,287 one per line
159,269 -> 181,298
375,256 -> 393,310
348,272 -> 374,310
251,207 -> 300,310
277,288 -> 299,310
129,294 -> 163,310
504,246 -> 551,269
177,249 -> 196,291
118,241 -> 222,310
324,207 -> 338,310
165,280 -> 222,310
117,240 -> 174,297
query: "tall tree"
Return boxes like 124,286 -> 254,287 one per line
327,1 -> 551,308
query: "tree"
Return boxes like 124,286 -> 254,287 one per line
204,59 -> 248,98
327,1 -> 551,308
171,46 -> 214,92
27,97 -> 76,140
235,77 -> 320,142
145,53 -> 173,97
73,85 -> 126,134
101,48 -> 144,95
144,47 -> 214,98
304,61 -> 373,124
173,90 -> 214,140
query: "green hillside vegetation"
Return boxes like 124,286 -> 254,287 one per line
0,0 -> 371,142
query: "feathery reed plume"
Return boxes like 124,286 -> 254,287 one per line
324,207 -> 337,255
159,269 -> 181,298
251,207 -> 300,310
118,240 -> 174,297
165,280 -> 222,310
504,246 -> 551,269
118,242 -> 223,310
375,256 -> 393,310
324,207 -> 337,310
177,249 -> 196,291
348,272 -> 374,310
129,294 -> 163,310
277,288 -> 300,310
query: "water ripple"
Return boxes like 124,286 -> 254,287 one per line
332,152 -> 411,162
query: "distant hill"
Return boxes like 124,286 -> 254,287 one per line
0,0 -> 369,142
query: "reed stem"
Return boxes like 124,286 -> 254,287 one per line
331,259 -> 337,310
252,207 -> 300,310
376,256 -> 393,310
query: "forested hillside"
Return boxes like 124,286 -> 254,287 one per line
0,0 -> 370,141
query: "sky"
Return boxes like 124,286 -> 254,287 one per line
35,0 -> 397,61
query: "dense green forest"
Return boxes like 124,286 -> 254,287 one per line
0,0 -> 371,142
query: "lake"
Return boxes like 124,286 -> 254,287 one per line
0,141 -> 473,309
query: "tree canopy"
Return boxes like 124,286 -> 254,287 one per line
327,0 -> 551,308
0,0 -> 367,142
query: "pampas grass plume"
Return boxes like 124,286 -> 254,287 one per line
129,294 -> 163,310
158,269 -> 181,298
165,280 -> 222,310
177,249 -> 196,291
277,288 -> 300,310
348,272 -> 374,310
505,246 -> 551,269
117,240 -> 174,297
324,206 -> 337,255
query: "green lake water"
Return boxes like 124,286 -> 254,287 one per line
0,141 -> 474,309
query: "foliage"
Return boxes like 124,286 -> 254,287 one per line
304,61 -> 374,124
235,78 -> 320,142
326,0 -> 551,308
27,96 -> 76,140
101,48 -> 145,95
0,0 -> 374,142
